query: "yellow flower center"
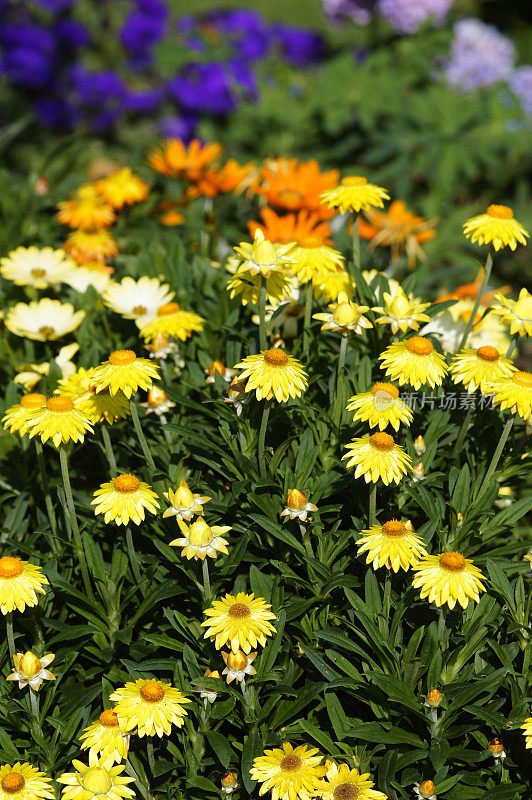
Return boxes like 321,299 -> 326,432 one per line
264,349 -> 289,367
341,176 -> 367,187
0,557 -> 24,579
99,710 -> 119,728
132,305 -> 148,316
20,393 -> 47,409
226,650 -> 248,671
31,268 -> 46,279
439,552 -> 466,572
369,432 -> 395,452
252,239 -> 278,266
139,680 -> 165,703
82,767 -> 112,795
372,382 -> 399,399
38,325 -> 56,338
333,784 -> 361,800
18,651 -> 42,678
157,302 -> 181,316
419,780 -> 436,798
228,603 -> 251,619
382,520 -> 407,537
513,371 -> 532,387
109,349 -> 136,366
280,755 -> 302,773
189,519 -> 214,546
113,474 -> 140,493
333,302 -> 358,326
487,204 -> 513,219
406,336 -> 433,356
1,773 -> 25,794
476,345 -> 499,362
47,397 -> 74,413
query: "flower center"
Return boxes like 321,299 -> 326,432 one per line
46,397 -> 74,413
341,176 -> 367,187
132,305 -> 148,316
19,651 -> 42,678
382,520 -> 407,537
513,371 -> 532,387
278,188 -> 303,207
487,204 -> 513,219
157,302 -> 180,316
1,774 -> 25,794
99,709 -> 119,728
369,432 -> 395,451
228,603 -> 251,619
372,382 -> 399,399
333,302 -> 358,326
109,349 -> 136,366
252,239 -> 278,266
280,755 -> 302,772
300,235 -> 322,249
31,268 -> 46,279
82,767 -> 112,795
113,474 -> 140,493
439,552 -> 466,572
263,349 -> 289,366
38,325 -> 56,338
333,784 -> 361,800
139,680 -> 165,703
20,393 -> 46,409
0,557 -> 24,579
406,336 -> 433,356
476,345 -> 499,362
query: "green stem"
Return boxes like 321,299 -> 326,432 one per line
298,521 -> 314,558
202,559 -> 211,604
59,446 -> 95,603
368,482 -> 377,527
352,211 -> 360,271
30,688 -> 43,737
259,275 -> 267,351
505,335 -> 518,358
452,404 -> 474,459
101,425 -> 117,476
6,612 -> 15,659
476,416 -> 514,501
438,607 -> 446,648
34,438 -> 59,551
303,282 -> 313,357
130,401 -> 156,473
457,249 -> 493,351
126,527 -> 142,585
258,400 -> 271,480
334,336 -> 348,428
383,569 -> 392,631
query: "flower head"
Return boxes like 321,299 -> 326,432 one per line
412,552 -> 486,609
103,277 -> 175,329
92,474 -> 159,526
80,710 -> 131,764
94,168 -> 149,209
314,267 -> 356,303
463,204 -> 528,251
320,761 -> 387,800
490,288 -> 532,337
491,371 -> 532,420
342,432 -> 411,485
202,592 -> 276,653
169,517 -> 230,561
221,772 -> 239,794
5,299 -> 85,341
0,556 -> 48,614
521,718 -> 532,750
314,292 -> 372,336
163,479 -> 211,521
359,200 -> 437,268
64,229 -> 118,265
425,690 -> 442,708
140,386 -> 175,416
373,287 -> 431,334
255,157 -> 339,218
188,159 -> 255,198
56,368 -> 129,425
2,393 -> 47,436
378,337 -> 448,390
356,520 -> 427,572
109,678 -> 190,737
346,382 -> 413,431
250,742 -> 327,800
321,175 -> 390,214
139,302 -> 205,344
64,263 -> 112,294
57,184 -> 116,230
449,345 -> 515,394
148,138 -> 221,180
234,349 -> 308,403
221,649 -> 257,684
58,752 -> 135,800
90,350 -> 159,398
227,268 -> 297,308
415,781 -> 436,800
6,651 -> 55,691
193,669 -> 223,703
28,397 -> 93,447
0,763 -> 54,800
0,246 -> 74,288
487,738 -> 506,759
233,229 -> 295,279
280,489 -> 318,522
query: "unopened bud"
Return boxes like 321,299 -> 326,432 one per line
425,689 -> 442,708
418,781 -> 436,798
488,737 -> 505,756
414,435 -> 426,456
286,489 -> 308,511
412,462 -> 424,481
18,651 -> 41,679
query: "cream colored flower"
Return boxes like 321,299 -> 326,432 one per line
6,299 -> 85,341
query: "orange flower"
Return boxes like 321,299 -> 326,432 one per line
148,138 -> 222,180
254,157 -> 339,218
188,159 -> 256,198
438,269 -> 510,306
358,200 -> 437,268
160,211 -> 185,226
56,185 -> 116,230
248,208 -> 332,245
63,230 -> 118,265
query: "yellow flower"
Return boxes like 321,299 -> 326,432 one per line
378,336 -> 448,390
0,246 -> 74,288
139,302 -> 205,344
202,591 -> 276,653
463,204 -> 529,251
94,168 -> 149,209
280,489 -> 318,522
64,229 -> 119,265
102,277 -> 175,329
5,299 -> 85,341
489,288 -> 532,337
56,367 -> 130,425
221,650 -> 257,684
411,552 -> 486,610
227,269 -> 297,308
109,678 -> 190,737
425,689 -> 442,708
313,292 -> 372,336
290,243 -> 344,284
2,393 -> 47,436
80,709 -> 131,764
90,350 -> 159,399
320,761 -> 387,800
58,752 -> 135,800
6,651 -> 55,691
356,520 -> 427,572
373,287 -> 431,334
169,517 -> 230,560
521,718 -> 532,750
449,345 -> 516,394
346,382 -> 413,431
57,184 -> 116,230
234,349 -> 308,403
163,479 -> 211,521
92,474 -> 159,526
320,175 -> 390,214
250,742 -> 327,800
342,432 -> 411,485
28,397 -> 93,447
0,763 -> 54,800
0,556 -> 48,614
491,371 -> 532,420
313,268 -> 356,304
233,229 -> 296,278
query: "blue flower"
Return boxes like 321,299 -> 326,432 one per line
160,113 -> 198,142
168,62 -> 237,114
271,24 -> 324,65
0,23 -> 56,88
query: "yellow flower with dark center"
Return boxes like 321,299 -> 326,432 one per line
0,246 -> 74,288
234,349 -> 308,403
2,393 -> 47,436
5,299 -> 85,341
28,397 -> 93,447
373,287 -> 431,334
449,345 -> 515,394
58,752 -> 135,800
378,336 -> 448,390
94,168 -> 149,209
56,367 -> 129,425
490,288 -> 532,337
92,474 -> 159,526
102,277 -> 175,330
233,229 -> 295,278
521,718 -> 532,750
411,552 -> 486,609
57,184 -> 116,230
342,432 -> 411,485
313,267 -> 356,304
356,520 -> 427,572
64,229 -> 119,265
250,742 -> 327,800
6,651 -> 55,691
163,479 -> 211,521
109,678 -> 190,737
227,268 -> 297,308
346,382 -> 413,431
0,763 -> 54,800
80,709 -> 131,764
463,204 -> 529,251
90,350 -> 160,398
202,591 -> 276,653
320,176 -> 390,214
169,517 -> 230,560
0,556 -> 48,614
491,371 -> 532,420
320,761 -> 388,800
314,292 -> 372,336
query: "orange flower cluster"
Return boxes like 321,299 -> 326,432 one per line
358,199 -> 437,268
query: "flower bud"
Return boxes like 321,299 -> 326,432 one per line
18,651 -> 41,679
224,650 -> 249,672
221,772 -> 238,793
82,767 -> 112,794
412,462 -> 424,481
425,689 -> 442,708
208,360 -> 226,378
414,435 -> 426,456
286,489 -> 308,511
333,302 -> 358,327
418,780 -> 436,798
488,737 -> 505,756
147,386 -> 168,407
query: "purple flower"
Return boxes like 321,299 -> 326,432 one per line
227,57 -> 257,98
120,0 -> 168,58
34,0 -> 77,11
508,65 -> 532,116
377,0 -> 452,34
168,62 -> 237,114
271,25 -> 324,65
54,19 -> 90,48
445,18 -> 515,91
206,9 -> 270,60
160,113 -> 198,142
321,0 -> 376,25
70,65 -> 127,129
35,96 -> 81,129
0,23 -> 56,88
124,87 -> 165,114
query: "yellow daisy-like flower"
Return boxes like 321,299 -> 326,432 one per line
342,432 -> 411,485
379,336 -> 448,390
521,718 -> 532,750
58,752 -> 135,800
94,168 -> 149,209
0,246 -> 74,288
163,479 -> 211,521
0,762 -> 54,800
102,277 -> 175,330
291,243 -> 344,285
411,552 -> 486,610
320,761 -> 387,800
202,591 -> 277,653
313,292 -> 372,337
0,556 -> 48,615
356,520 -> 427,572
463,204 -> 529,251
313,267 -> 356,304
80,709 -> 131,764
57,184 -> 116,230
170,517 -> 230,561
234,349 -> 308,403
5,299 -> 85,341
90,350 -> 159,399
64,229 -> 119,265
109,678 -> 191,737
489,288 -> 532,337
6,651 -> 55,691
56,367 -> 130,425
449,345 -> 516,394
346,382 -> 413,431
373,287 -> 431,334
2,393 -> 47,436
227,269 -> 297,308
320,176 -> 390,214
233,229 -> 296,278
91,474 -> 159,526
250,742 -> 327,800
491,371 -> 532,420
139,302 -> 205,344
28,397 -> 93,447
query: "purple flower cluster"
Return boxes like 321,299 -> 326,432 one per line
377,0 -> 453,34
321,0 -> 376,25
445,18 -> 515,91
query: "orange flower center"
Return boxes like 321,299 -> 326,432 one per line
487,204 -> 513,219
369,432 -> 395,451
99,709 -> 119,727
280,755 -> 302,772
382,520 -> 406,537
263,349 -> 289,366
278,189 -> 303,207
476,345 -> 499,362
157,302 -> 180,316
109,349 -> 136,366
406,336 -> 433,356
228,603 -> 251,619
46,397 -> 74,413
333,784 -> 361,800
341,176 -> 367,187
1,773 -> 25,794
300,235 -> 322,249
0,557 -> 24,579
38,326 -> 56,338
372,382 -> 399,399
132,305 -> 148,316
513,371 -> 532,387
113,474 -> 140,493
20,393 -> 46,409
31,268 -> 46,279
140,680 -> 165,703
439,552 -> 466,572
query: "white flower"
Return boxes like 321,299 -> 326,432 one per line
103,276 -> 175,328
